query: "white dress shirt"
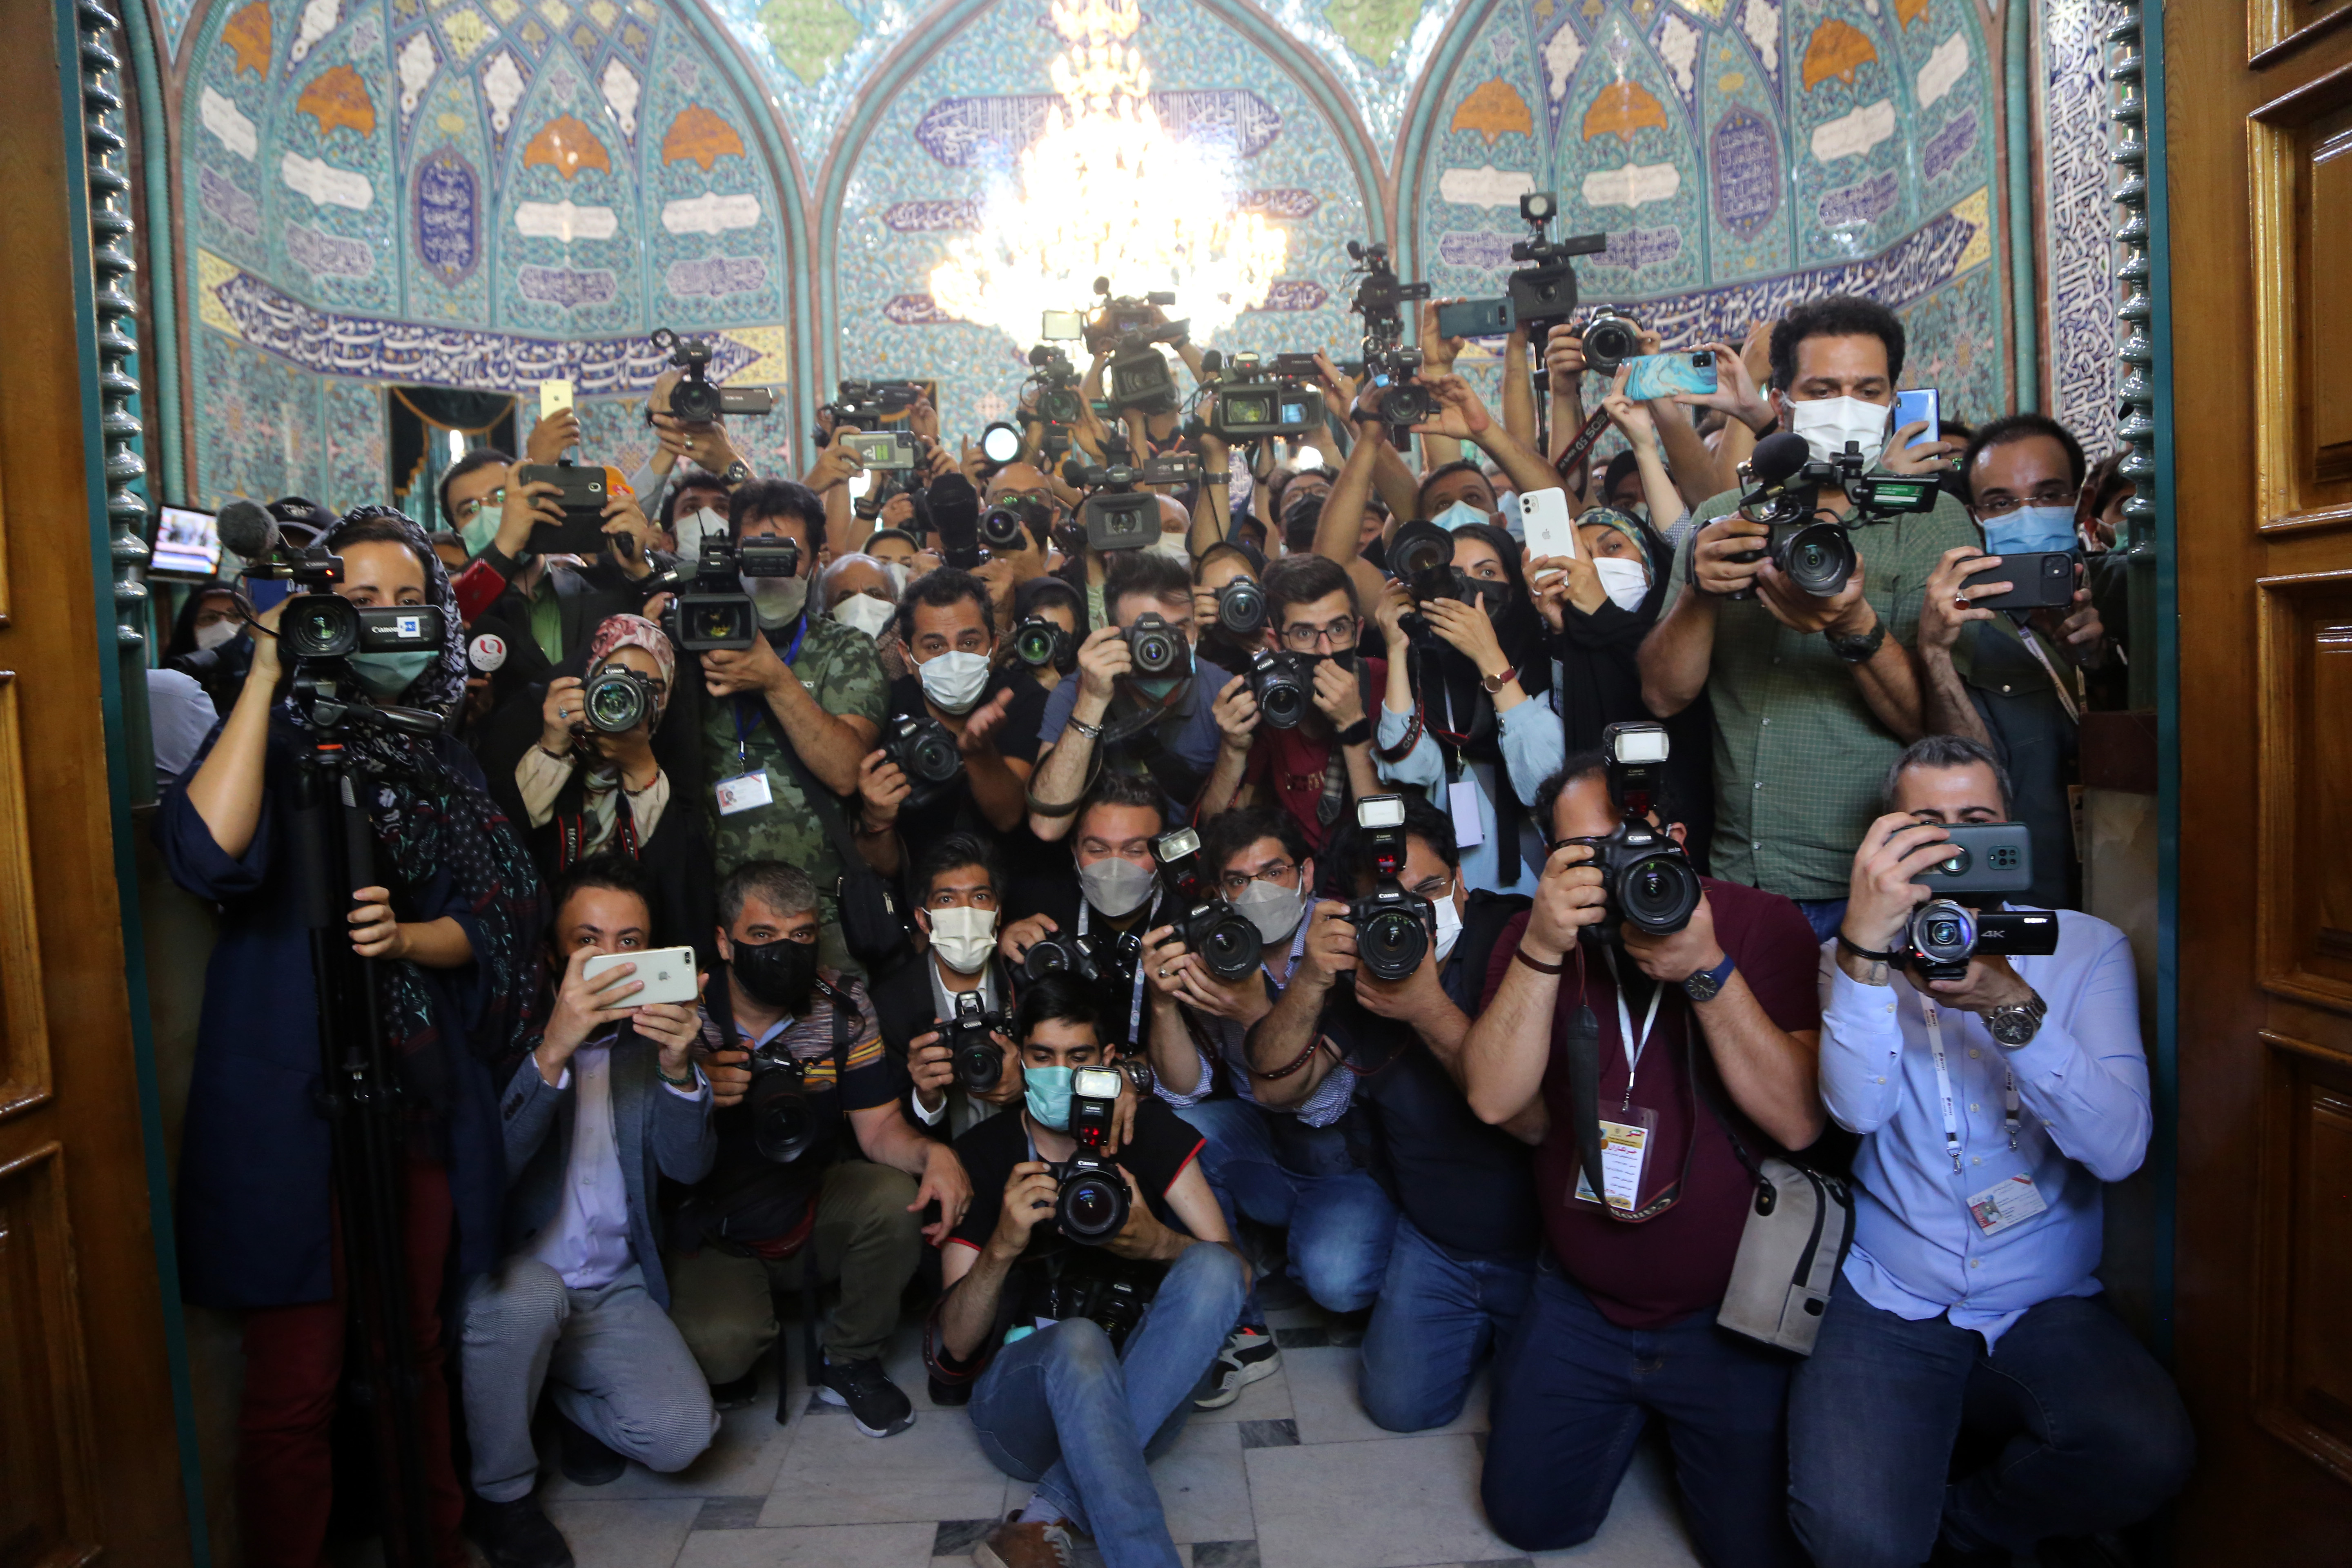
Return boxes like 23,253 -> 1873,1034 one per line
530,1037 -> 707,1291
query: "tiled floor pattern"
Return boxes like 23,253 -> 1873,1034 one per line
524,1308 -> 1704,1568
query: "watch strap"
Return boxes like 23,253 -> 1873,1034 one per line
1682,951 -> 1736,1000
1334,717 -> 1373,746
1481,664 -> 1518,694
1836,930 -> 1905,963
1827,619 -> 1887,664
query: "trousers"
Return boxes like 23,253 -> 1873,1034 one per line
1356,1215 -> 1534,1433
967,1243 -> 1247,1568
460,1260 -> 718,1503
1176,1097 -> 1396,1320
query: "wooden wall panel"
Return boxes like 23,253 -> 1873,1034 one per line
0,1144 -> 100,1568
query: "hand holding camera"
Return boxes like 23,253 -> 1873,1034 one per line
1842,812 -> 1956,953
1693,512 -> 1774,597
1310,650 -> 1366,730
1755,551 -> 1873,638
991,1160 -> 1063,1256
539,675 -> 586,754
1526,842 -> 1608,962
599,493 -> 659,580
699,624 -> 788,699
856,746 -> 912,829
1072,624 -> 1132,710
907,1027 -> 957,1108
1211,673 -> 1263,754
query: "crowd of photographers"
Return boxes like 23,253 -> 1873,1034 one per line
158,263 -> 2189,1568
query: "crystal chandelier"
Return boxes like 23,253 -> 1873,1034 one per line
928,0 -> 1289,348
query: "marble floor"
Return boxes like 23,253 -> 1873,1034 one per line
519,1305 -> 1705,1568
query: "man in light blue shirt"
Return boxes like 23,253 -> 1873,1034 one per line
1788,736 -> 2191,1566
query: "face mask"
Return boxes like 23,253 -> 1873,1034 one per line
744,574 -> 808,628
194,619 -> 239,653
460,507 -> 503,559
833,593 -> 896,640
1024,1064 -> 1074,1130
1130,674 -> 1181,702
1079,856 -> 1154,918
731,935 -> 818,1013
1787,394 -> 1890,469
1461,576 -> 1509,618
918,648 -> 992,715
1982,505 -> 2078,557
1232,880 -> 1306,945
676,506 -> 726,560
349,649 -> 436,700
1150,533 -> 1192,563
1593,556 -> 1651,612
1432,884 -> 1464,962
1432,499 -> 1491,531
927,905 -> 998,975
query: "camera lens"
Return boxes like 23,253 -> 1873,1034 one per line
585,670 -> 649,734
955,1039 -> 1002,1092
1618,853 -> 1702,935
1776,522 -> 1857,597
1058,1166 -> 1129,1242
1131,631 -> 1176,674
1926,918 -> 1961,948
283,593 -> 359,661
980,506 -> 1029,552
1258,678 -> 1305,728
750,1064 -> 815,1163
901,725 -> 961,785
1013,621 -> 1061,668
1584,316 -> 1640,374
1217,579 -> 1266,634
1359,906 -> 1429,981
1194,907 -> 1262,982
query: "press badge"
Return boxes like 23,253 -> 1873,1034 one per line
714,771 -> 773,815
1448,779 -> 1486,850
1572,1111 -> 1655,1212
1967,1174 -> 2048,1236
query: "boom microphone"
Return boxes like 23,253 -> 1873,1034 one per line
216,499 -> 280,562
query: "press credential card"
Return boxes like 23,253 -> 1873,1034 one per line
1573,1117 -> 1651,1212
714,771 -> 773,816
1967,1173 -> 2048,1236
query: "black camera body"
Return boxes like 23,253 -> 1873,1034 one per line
239,537 -> 448,726
1904,900 -> 2059,982
941,988 -> 1008,1093
583,664 -> 660,734
1387,521 -> 1468,641
1347,794 -> 1433,982
1247,648 -> 1311,729
652,536 -> 801,652
1011,615 -> 1074,673
1154,827 -> 1261,983
1346,240 -> 1437,439
747,1045 -> 816,1163
1213,575 -> 1267,635
980,498 -> 1041,555
1733,437 -> 1940,599
1103,324 -> 1189,416
1122,612 -> 1192,679
885,712 -> 963,805
1506,191 -> 1607,337
1578,306 -> 1645,378
821,377 -> 922,432
1051,1065 -> 1132,1244
1197,351 -> 1319,440
1579,722 -> 1702,941
1022,932 -> 1101,985
653,326 -> 776,424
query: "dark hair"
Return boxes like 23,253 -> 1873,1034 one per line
1323,794 -> 1459,894
1015,573 -> 1086,633
912,831 -> 1003,905
437,447 -> 512,529
1263,552 -> 1358,623
717,860 -> 818,927
728,478 -> 824,555
1768,295 -> 1906,392
1602,450 -> 1642,499
1962,412 -> 2087,499
2083,449 -> 2133,523
661,471 -> 734,528
1103,551 -> 1191,621
1200,804 -> 1308,880
1881,734 -> 2014,816
1013,971 -> 1100,1042
1533,748 -> 1683,836
1417,459 -> 1493,517
323,513 -> 436,579
1074,770 -> 1163,839
868,527 -> 920,555
895,565 -> 996,647
1280,493 -> 1325,556
547,853 -> 658,941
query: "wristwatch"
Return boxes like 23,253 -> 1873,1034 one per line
1682,951 -> 1736,1003
1986,989 -> 2048,1048
1118,1058 -> 1157,1095
1480,664 -> 1519,695
1826,619 -> 1887,664
721,459 -> 752,486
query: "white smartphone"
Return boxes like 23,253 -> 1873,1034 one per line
584,945 -> 699,1007
1519,486 -> 1579,564
539,378 -> 575,419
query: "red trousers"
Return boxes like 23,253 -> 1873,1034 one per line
237,1156 -> 468,1568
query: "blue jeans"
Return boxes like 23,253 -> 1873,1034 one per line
1176,1098 -> 1397,1322
1356,1215 -> 1534,1432
1479,1258 -> 1804,1567
966,1243 -> 1247,1568
1788,1276 -> 2195,1566
1794,897 -> 1849,943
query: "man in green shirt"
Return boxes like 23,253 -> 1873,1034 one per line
1639,295 -> 1977,935
698,479 -> 888,973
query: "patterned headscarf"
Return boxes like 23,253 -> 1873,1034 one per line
1576,506 -> 1648,560
586,612 -> 676,716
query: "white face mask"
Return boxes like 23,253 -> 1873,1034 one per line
927,905 -> 998,975
744,574 -> 808,628
1786,394 -> 1891,469
1432,499 -> 1491,531
1592,556 -> 1651,612
677,506 -> 726,560
1150,532 -> 1192,563
194,619 -> 239,653
1232,879 -> 1306,945
1079,856 -> 1154,918
1432,884 -> 1464,963
918,648 -> 992,715
833,593 -> 896,640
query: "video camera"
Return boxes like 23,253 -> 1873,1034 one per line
1194,350 -> 1319,441
1344,240 -> 1436,438
1733,431 -> 1941,599
940,989 -> 1009,1093
1153,828 -> 1261,983
1902,901 -> 2058,982
1070,452 -> 1200,552
227,505 -> 449,728
819,377 -> 924,432
1089,280 -> 1189,417
652,327 -> 776,425
645,535 -> 801,652
1051,1064 -> 1132,1244
1506,191 -> 1608,339
1571,722 -> 1703,942
1346,793 -> 1433,981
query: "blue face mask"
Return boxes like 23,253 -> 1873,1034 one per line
1432,499 -> 1490,530
1982,505 -> 2077,557
459,507 -> 503,559
1024,1065 -> 1074,1130
348,649 -> 437,700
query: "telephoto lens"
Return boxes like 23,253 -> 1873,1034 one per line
1010,616 -> 1067,670
1247,649 -> 1310,729
749,1052 -> 815,1163
583,665 -> 660,733
1123,612 -> 1189,678
1215,575 -> 1267,635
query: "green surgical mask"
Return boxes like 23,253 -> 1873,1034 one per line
459,507 -> 503,559
349,649 -> 437,700
1024,1065 -> 1074,1131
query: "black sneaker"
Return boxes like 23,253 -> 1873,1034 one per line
469,1494 -> 575,1568
1192,1327 -> 1281,1410
708,1370 -> 760,1411
553,1410 -> 625,1486
928,1372 -> 971,1408
818,1355 -> 917,1437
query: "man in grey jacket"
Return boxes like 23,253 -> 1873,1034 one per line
461,858 -> 719,1568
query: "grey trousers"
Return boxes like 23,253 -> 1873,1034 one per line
460,1260 -> 718,1503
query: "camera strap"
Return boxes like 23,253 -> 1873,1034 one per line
1552,404 -> 1616,484
1918,995 -> 2019,1172
1600,949 -> 1664,1114
1076,898 -> 1154,1045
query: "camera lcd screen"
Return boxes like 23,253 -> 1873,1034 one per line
1612,727 -> 1670,764
1071,1067 -> 1124,1101
1041,310 -> 1085,340
1357,795 -> 1406,829
152,505 -> 223,578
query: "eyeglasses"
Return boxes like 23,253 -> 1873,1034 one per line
1218,860 -> 1299,897
1973,486 -> 2080,519
1280,616 -> 1358,653
1405,873 -> 1455,902
452,488 -> 504,526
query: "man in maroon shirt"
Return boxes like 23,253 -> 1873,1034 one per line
1460,752 -> 1826,1566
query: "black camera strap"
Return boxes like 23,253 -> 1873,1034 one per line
1563,964 -> 1697,1224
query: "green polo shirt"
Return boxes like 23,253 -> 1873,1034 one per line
1659,483 -> 1979,901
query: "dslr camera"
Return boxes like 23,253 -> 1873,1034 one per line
1733,432 -> 1942,599
1051,1065 -> 1132,1244
747,1043 -> 817,1163
1153,827 -> 1261,983
884,712 -> 963,806
1386,520 -> 1469,640
582,663 -> 660,734
1574,722 -> 1703,940
1902,901 -> 2059,982
1122,611 -> 1192,680
652,326 -> 776,424
1011,614 -> 1076,673
1071,453 -> 1200,552
1246,648 -> 1311,729
1195,350 -> 1319,441
1577,307 -> 1645,379
1344,240 -> 1437,437
940,988 -> 1009,1093
1212,573 -> 1267,636
649,535 -> 800,652
1506,191 -> 1607,338
1346,793 -> 1434,982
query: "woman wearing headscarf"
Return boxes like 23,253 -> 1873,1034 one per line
159,506 -> 543,1568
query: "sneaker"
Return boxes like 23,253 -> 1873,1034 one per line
708,1370 -> 760,1411
973,1517 -> 1076,1568
1192,1326 -> 1281,1410
468,1494 -> 575,1568
553,1410 -> 624,1486
817,1354 -> 917,1437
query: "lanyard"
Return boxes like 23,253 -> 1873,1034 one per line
1919,994 -> 2020,1172
1076,896 -> 1152,1045
1600,948 -> 1665,1113
730,619 -> 810,771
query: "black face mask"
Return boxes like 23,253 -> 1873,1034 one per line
1314,647 -> 1361,674
731,935 -> 818,1013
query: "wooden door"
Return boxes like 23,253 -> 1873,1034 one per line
0,0 -> 195,1563
2170,2 -> 2352,1558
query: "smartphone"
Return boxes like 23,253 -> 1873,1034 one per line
1040,310 -> 1085,341
1893,387 -> 1940,449
842,430 -> 917,470
1622,351 -> 1719,401
1518,487 -> 1579,564
150,503 -> 223,577
1909,821 -> 2033,894
514,462 -> 626,556
539,378 -> 575,420
1435,297 -> 1513,340
583,945 -> 699,1008
1972,550 -> 2078,612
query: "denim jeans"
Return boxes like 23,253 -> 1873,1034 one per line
1479,1258 -> 1804,1567
1794,897 -> 1849,944
1788,1276 -> 2195,1567
967,1243 -> 1247,1568
1356,1215 -> 1534,1432
1176,1097 -> 1397,1322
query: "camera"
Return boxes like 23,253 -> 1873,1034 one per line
1903,900 -> 2059,982
1573,722 -> 1703,940
1023,344 -> 1088,438
1506,191 -> 1607,337
1154,827 -> 1261,983
980,499 -> 1040,555
1196,350 -> 1319,441
1346,793 -> 1433,981
1247,649 -> 1311,730
1011,615 -> 1074,673
1092,282 -> 1189,417
652,326 -> 776,424
649,535 -> 802,653
1733,432 -> 1941,599
820,377 -> 922,432
248,542 -> 447,665
1022,932 -> 1100,984
1072,454 -> 1199,552
1122,612 -> 1191,679
842,430 -> 916,471
582,664 -> 660,734
1051,1065 -> 1132,1243
747,1046 -> 817,1163
884,712 -> 963,804
940,988 -> 1008,1093
1387,520 -> 1467,639
1212,575 -> 1267,635
1579,306 -> 1644,378
1087,281 -> 1177,348
1345,240 -> 1437,438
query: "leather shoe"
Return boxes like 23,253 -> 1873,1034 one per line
469,1494 -> 573,1568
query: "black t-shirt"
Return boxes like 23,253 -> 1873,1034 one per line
886,666 -> 1051,874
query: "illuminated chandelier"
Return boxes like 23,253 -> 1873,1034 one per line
928,0 -> 1289,348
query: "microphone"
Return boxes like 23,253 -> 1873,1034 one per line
216,499 -> 279,562
1747,431 -> 1811,492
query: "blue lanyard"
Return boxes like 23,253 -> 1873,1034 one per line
730,617 -> 807,771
